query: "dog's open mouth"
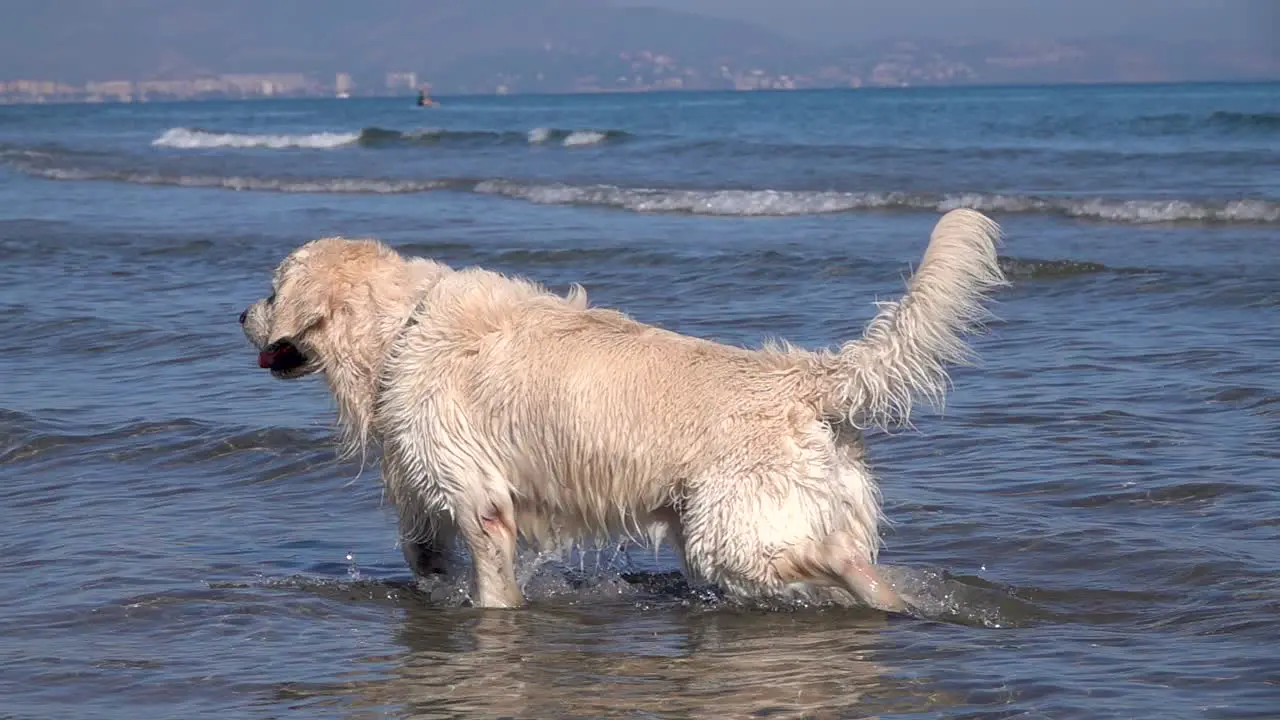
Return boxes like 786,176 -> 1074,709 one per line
258,340 -> 310,377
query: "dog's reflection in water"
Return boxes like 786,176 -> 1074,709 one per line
272,579 -> 954,720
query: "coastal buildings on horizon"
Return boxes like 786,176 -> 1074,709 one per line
3,38 -> 1276,105
3,0 -> 1273,106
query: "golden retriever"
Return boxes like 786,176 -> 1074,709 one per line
239,208 -> 1005,611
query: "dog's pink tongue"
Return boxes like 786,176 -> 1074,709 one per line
258,350 -> 278,369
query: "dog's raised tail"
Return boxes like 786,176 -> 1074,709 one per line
818,208 -> 1007,429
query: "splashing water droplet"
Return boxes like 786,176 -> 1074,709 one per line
345,552 -> 360,581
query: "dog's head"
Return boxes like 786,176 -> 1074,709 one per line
240,237 -> 430,382
241,236 -> 450,455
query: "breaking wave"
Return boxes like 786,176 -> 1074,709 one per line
364,126 -> 628,147
152,126 -> 630,150
153,127 -> 361,149
560,130 -> 614,147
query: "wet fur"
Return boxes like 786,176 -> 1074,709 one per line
240,209 -> 1006,610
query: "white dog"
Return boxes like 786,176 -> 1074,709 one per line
240,208 -> 1005,610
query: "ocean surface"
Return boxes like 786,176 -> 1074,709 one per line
1,83 -> 1277,719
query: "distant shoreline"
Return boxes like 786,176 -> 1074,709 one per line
1,78 -> 1277,108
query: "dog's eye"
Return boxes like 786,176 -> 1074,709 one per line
267,293 -> 277,305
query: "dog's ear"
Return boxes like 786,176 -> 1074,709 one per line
267,274 -> 329,346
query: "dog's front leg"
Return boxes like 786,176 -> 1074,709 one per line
460,500 -> 523,608
400,512 -> 456,580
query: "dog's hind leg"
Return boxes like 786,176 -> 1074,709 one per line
771,530 -> 907,613
681,449 -> 905,613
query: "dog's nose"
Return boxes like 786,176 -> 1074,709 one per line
238,309 -> 248,325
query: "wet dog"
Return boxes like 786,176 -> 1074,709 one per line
240,208 -> 1005,610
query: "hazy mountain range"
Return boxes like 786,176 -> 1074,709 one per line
2,0 -> 1276,94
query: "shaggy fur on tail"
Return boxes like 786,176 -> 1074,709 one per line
817,208 -> 1007,429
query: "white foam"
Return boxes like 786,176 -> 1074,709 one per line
475,181 -> 915,216
562,130 -> 608,147
1060,197 -> 1280,224
1220,199 -> 1280,223
168,175 -> 446,194
527,127 -> 553,144
9,151 -> 1277,224
476,181 -> 1280,223
403,127 -> 447,140
936,193 -> 1047,214
20,166 -> 444,194
152,127 -> 360,150
22,167 -> 97,182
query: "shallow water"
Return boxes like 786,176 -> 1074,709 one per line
1,84 -> 1278,719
